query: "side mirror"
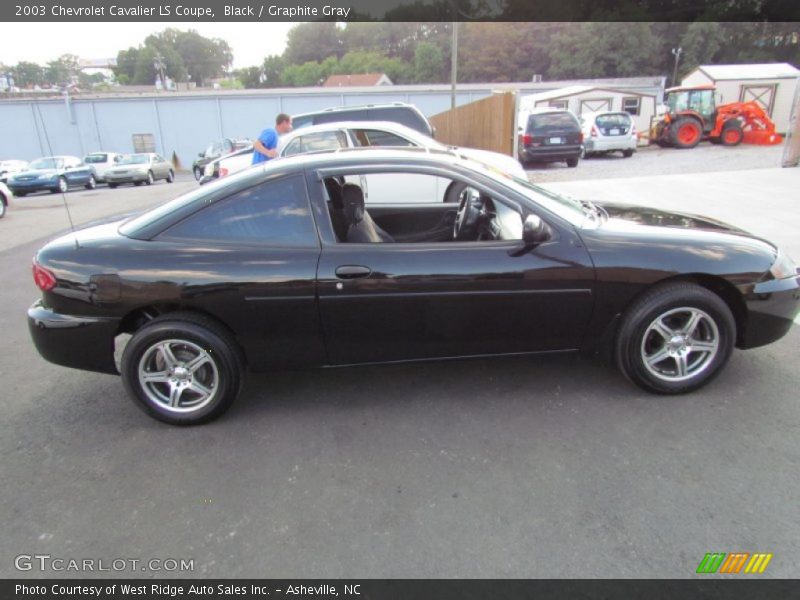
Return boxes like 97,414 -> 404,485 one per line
522,214 -> 550,246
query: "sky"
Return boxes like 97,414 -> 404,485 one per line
0,22 -> 298,69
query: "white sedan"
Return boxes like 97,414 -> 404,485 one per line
201,121 -> 528,203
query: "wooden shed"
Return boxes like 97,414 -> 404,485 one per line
681,63 -> 800,133
518,85 -> 658,134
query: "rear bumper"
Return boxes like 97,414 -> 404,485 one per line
28,300 -> 120,374
584,138 -> 637,153
739,274 -> 800,349
520,145 -> 581,162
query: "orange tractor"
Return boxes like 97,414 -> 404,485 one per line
651,85 -> 782,149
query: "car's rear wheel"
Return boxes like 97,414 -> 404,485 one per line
145,171 -> 154,185
108,183 -> 118,189
121,313 -> 243,425
566,157 -> 579,168
85,175 -> 96,190
615,282 -> 735,394
622,149 -> 634,158
166,169 -> 175,183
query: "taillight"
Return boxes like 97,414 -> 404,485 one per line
591,125 -> 599,137
219,167 -> 229,178
521,134 -> 532,145
32,259 -> 57,292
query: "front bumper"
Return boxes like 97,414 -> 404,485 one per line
28,300 -> 120,374
8,179 -> 59,193
106,172 -> 148,183
520,144 -> 581,162
739,273 -> 800,349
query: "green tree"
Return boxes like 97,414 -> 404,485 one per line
413,41 -> 444,83
45,54 -> 80,86
261,55 -> 285,87
284,22 -> 341,65
281,61 -> 325,87
679,22 -> 726,76
233,66 -> 264,88
114,47 -> 139,83
12,61 -> 45,87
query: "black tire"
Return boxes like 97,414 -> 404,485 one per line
108,183 -> 118,189
669,117 -> 703,149
121,312 -> 244,425
720,121 -> 744,147
145,171 -> 154,185
134,181 -> 143,186
85,175 -> 96,190
193,167 -> 202,181
615,282 -> 735,394
622,149 -> 634,158
14,191 -> 26,197
566,157 -> 579,168
166,169 -> 175,183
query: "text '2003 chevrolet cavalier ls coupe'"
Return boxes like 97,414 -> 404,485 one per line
28,148 -> 800,424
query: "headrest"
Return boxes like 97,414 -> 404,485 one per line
342,183 -> 365,223
324,177 -> 344,209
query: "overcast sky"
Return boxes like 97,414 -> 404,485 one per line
0,22 -> 298,68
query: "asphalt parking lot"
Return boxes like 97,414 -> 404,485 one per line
1,150 -> 799,578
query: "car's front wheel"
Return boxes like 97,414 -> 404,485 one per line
85,175 -> 96,190
166,169 -> 175,183
615,282 -> 735,394
121,313 -> 243,425
145,171 -> 154,185
193,166 -> 202,181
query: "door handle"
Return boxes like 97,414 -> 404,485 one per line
335,265 -> 371,279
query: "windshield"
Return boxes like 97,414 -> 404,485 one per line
29,158 -> 62,170
461,157 -> 586,225
527,113 -> 578,132
84,154 -> 107,163
595,113 -> 631,127
118,154 -> 149,165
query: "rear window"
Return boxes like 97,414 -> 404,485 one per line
85,154 -> 107,163
527,113 -> 579,132
368,107 -> 431,135
595,113 -> 632,128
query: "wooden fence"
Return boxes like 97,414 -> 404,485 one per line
429,91 -> 517,157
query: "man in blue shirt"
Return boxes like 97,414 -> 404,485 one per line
252,113 -> 293,165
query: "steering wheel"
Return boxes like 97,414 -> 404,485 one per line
453,187 -> 483,241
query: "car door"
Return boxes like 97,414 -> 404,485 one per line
64,158 -> 90,184
312,165 -> 596,365
154,173 -> 326,370
153,155 -> 169,178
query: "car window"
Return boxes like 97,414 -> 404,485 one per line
595,114 -> 632,128
161,175 -> 318,247
85,154 -> 107,163
313,110 -> 367,125
155,155 -> 165,162
222,140 -> 233,153
350,129 -> 415,147
368,108 -> 430,134
527,113 -> 579,132
284,131 -> 346,157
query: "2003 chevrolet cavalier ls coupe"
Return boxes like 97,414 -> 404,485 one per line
28,149 -> 800,424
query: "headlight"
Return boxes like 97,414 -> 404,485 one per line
770,249 -> 797,280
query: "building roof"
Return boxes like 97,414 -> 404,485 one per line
697,63 -> 800,81
323,73 -> 392,87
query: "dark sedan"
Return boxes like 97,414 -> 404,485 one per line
28,149 -> 800,425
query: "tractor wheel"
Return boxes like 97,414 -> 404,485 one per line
669,118 -> 703,149
720,122 -> 744,147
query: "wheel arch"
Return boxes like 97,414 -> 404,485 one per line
115,304 -> 248,369
597,273 -> 747,360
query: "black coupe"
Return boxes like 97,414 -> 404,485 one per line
28,149 -> 800,424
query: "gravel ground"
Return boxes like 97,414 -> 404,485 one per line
526,141 -> 787,183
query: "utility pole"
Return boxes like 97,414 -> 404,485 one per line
671,47 -> 683,87
450,21 -> 458,110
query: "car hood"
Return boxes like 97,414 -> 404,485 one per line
12,168 -> 60,179
597,202 -> 750,235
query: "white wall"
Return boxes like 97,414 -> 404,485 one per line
522,91 -> 657,133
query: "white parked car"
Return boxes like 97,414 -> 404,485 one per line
579,111 -> 638,158
200,121 -> 528,204
0,159 -> 29,183
83,152 -> 123,183
0,180 -> 12,218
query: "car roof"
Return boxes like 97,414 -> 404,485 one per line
281,120 -> 434,143
293,102 -> 416,117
